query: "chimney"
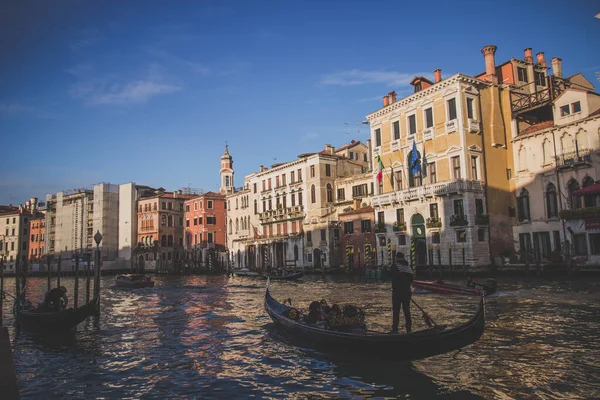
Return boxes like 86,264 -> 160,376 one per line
366,139 -> 372,172
433,69 -> 442,83
481,45 -> 498,84
536,52 -> 546,66
524,48 -> 533,63
551,57 -> 563,78
383,95 -> 389,107
31,197 -> 38,211
388,91 -> 397,104
259,165 -> 266,172
325,144 -> 335,154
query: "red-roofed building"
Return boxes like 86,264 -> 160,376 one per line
135,190 -> 195,272
184,192 -> 227,259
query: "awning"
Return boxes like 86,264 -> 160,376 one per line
573,182 -> 600,195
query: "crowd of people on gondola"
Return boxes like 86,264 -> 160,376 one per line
284,299 -> 366,332
21,286 -> 69,313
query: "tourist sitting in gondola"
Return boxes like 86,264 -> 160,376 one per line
38,286 -> 68,312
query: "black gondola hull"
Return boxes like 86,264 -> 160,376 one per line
260,272 -> 304,281
265,284 -> 485,360
14,298 -> 98,332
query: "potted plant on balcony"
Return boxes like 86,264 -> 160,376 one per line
392,221 -> 407,232
375,223 -> 386,233
449,214 -> 468,227
475,213 -> 490,225
426,217 -> 442,228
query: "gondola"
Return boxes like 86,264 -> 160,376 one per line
13,296 -> 99,333
264,279 -> 485,361
260,271 -> 304,281
115,274 -> 155,289
232,268 -> 261,277
413,279 -> 497,296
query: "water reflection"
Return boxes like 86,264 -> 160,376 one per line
1,275 -> 599,399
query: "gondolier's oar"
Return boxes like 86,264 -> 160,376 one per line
410,298 -> 436,327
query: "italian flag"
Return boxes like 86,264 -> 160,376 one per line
376,155 -> 384,182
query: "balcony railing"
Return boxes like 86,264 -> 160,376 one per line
422,127 -> 434,141
375,223 -> 386,233
475,213 -> 489,225
449,214 -> 468,227
446,119 -> 457,134
468,119 -> 481,134
258,205 -> 305,223
426,218 -> 442,228
372,180 -> 484,207
559,206 -> 600,220
556,148 -> 593,169
392,222 -> 407,232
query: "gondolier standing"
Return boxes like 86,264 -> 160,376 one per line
389,252 -> 413,334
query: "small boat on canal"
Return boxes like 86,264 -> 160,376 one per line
14,297 -> 99,332
260,271 -> 304,281
264,280 -> 486,361
115,274 -> 155,289
233,268 -> 261,277
412,279 -> 497,296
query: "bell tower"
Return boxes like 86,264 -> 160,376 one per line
220,143 -> 234,194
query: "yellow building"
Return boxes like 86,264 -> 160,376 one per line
366,45 -> 519,268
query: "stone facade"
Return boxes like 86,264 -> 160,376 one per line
226,141 -> 369,271
512,83 -> 600,264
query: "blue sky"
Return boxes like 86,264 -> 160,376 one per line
1,0 -> 599,205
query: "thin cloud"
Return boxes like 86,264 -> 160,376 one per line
87,81 -> 181,105
69,29 -> 103,51
67,64 -> 181,106
301,132 -> 319,142
321,69 -> 431,86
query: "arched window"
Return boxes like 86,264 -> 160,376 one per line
546,183 -> 558,219
254,199 -> 258,214
168,235 -> 173,247
583,176 -> 596,208
568,179 -> 581,210
236,199 -> 239,209
235,218 -> 239,233
161,235 -> 167,247
576,129 -> 587,152
326,184 -> 333,203
168,215 -> 173,227
294,245 -> 299,260
407,150 -> 422,187
542,139 -> 552,166
561,133 -> 573,153
161,215 -> 166,226
517,188 -> 531,222
311,185 -> 316,203
518,146 -> 527,171
229,219 -> 232,234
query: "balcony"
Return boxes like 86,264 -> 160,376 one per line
258,205 -> 305,224
449,214 -> 468,227
375,223 -> 386,234
372,180 -> 484,207
392,222 -> 407,232
468,119 -> 481,134
556,148 -> 593,170
559,207 -> 600,220
475,213 -> 489,225
422,127 -> 434,141
446,119 -> 457,134
426,218 -> 442,228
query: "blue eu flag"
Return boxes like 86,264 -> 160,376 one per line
410,141 -> 421,175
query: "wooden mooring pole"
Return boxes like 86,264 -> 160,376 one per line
74,254 -> 79,308
86,253 -> 91,304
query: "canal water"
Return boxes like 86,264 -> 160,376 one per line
2,274 -> 600,399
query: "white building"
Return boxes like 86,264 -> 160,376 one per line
226,141 -> 369,271
512,74 -> 600,264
